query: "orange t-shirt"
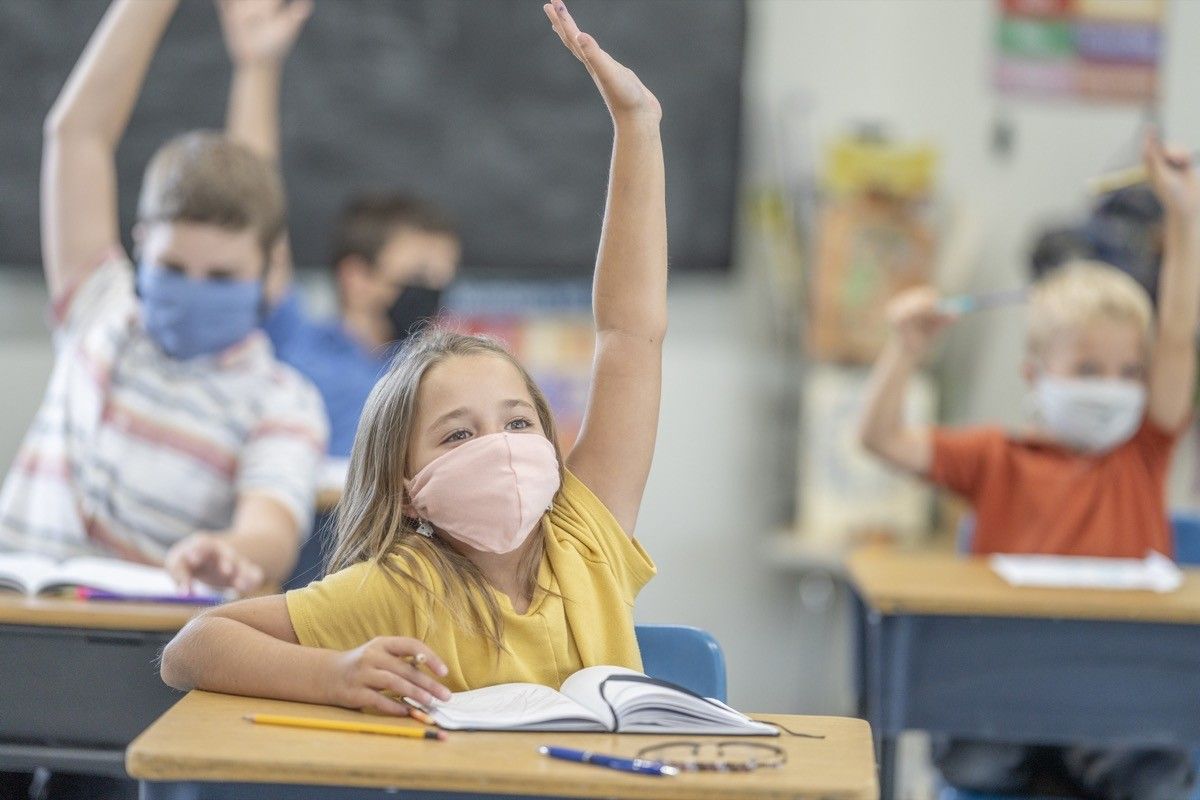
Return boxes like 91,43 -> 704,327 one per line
930,418 -> 1179,557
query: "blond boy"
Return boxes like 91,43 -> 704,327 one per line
859,135 -> 1198,798
0,0 -> 326,596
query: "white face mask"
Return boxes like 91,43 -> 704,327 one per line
1032,376 -> 1146,453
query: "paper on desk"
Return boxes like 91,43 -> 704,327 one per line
989,551 -> 1183,593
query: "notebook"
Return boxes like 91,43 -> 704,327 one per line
415,665 -> 779,735
0,552 -> 215,600
990,551 -> 1183,593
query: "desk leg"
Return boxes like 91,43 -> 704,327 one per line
860,603 -> 903,800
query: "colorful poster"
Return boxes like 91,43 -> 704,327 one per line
996,0 -> 1164,104
445,280 -> 594,451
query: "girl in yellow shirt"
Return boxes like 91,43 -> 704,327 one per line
161,0 -> 667,715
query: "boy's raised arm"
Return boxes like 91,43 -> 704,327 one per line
1145,133 -> 1200,432
859,288 -> 956,475
545,2 -> 667,537
218,0 -> 311,305
41,0 -> 180,302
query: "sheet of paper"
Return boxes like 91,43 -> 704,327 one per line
990,551 -> 1183,593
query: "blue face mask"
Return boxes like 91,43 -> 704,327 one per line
136,262 -> 263,360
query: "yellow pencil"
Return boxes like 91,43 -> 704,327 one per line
244,713 -> 447,741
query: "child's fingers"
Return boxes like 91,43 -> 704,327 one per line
542,5 -> 576,57
164,554 -> 194,594
551,1 -> 588,63
380,637 -> 449,677
392,660 -> 452,702
355,686 -> 411,717
368,668 -> 444,707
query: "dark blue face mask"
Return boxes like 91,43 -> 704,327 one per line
136,261 -> 263,360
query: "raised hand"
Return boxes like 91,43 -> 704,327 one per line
216,0 -> 312,67
887,287 -> 957,359
543,1 -> 661,126
1143,130 -> 1199,223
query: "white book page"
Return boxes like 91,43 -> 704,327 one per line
990,551 -> 1182,593
558,665 -> 644,730
40,557 -> 180,596
0,552 -> 56,594
559,665 -> 778,736
430,682 -> 604,731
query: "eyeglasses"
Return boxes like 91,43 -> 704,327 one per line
635,741 -> 787,773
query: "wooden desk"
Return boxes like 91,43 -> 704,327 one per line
848,546 -> 1200,623
847,547 -> 1200,799
0,593 -> 199,631
128,691 -> 879,800
0,594 -> 199,777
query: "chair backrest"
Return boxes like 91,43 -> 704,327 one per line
635,624 -> 727,703
1172,513 -> 1200,566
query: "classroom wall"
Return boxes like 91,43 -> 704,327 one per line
4,0 -> 1200,717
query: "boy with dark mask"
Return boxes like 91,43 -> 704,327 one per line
217,0 -> 461,459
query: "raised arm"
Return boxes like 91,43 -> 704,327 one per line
218,0 -> 311,304
859,288 -> 957,475
1144,132 -> 1200,432
545,2 -> 667,536
41,0 -> 180,301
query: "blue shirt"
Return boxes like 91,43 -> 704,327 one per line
263,292 -> 389,458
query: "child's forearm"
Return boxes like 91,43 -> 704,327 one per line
227,64 -> 284,161
45,0 -> 179,146
858,339 -> 931,473
592,121 -> 668,340
161,615 -> 334,702
1156,214 -> 1200,348
226,496 -> 302,587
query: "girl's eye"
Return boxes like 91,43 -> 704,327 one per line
441,429 -> 471,444
507,418 -> 532,431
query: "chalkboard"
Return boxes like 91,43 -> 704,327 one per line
0,0 -> 744,276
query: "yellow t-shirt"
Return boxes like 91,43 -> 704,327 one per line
285,470 -> 656,692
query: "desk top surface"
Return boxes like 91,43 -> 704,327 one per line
0,593 -> 201,632
847,546 -> 1200,623
126,691 -> 879,800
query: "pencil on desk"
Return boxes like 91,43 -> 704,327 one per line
401,695 -> 439,727
243,713 -> 446,741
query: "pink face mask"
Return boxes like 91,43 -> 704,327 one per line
405,432 -> 562,554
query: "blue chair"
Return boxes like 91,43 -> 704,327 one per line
635,623 -> 728,702
940,514 -> 1200,800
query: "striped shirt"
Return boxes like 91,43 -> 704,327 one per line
0,255 -> 329,564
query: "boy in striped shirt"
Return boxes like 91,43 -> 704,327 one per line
0,0 -> 326,596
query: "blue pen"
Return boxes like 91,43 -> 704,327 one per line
537,745 -> 679,777
938,287 -> 1028,315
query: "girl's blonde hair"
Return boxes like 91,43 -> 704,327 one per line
326,327 -> 562,651
1027,260 -> 1154,358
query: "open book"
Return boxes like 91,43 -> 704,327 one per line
419,666 -> 778,735
0,552 -> 216,601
